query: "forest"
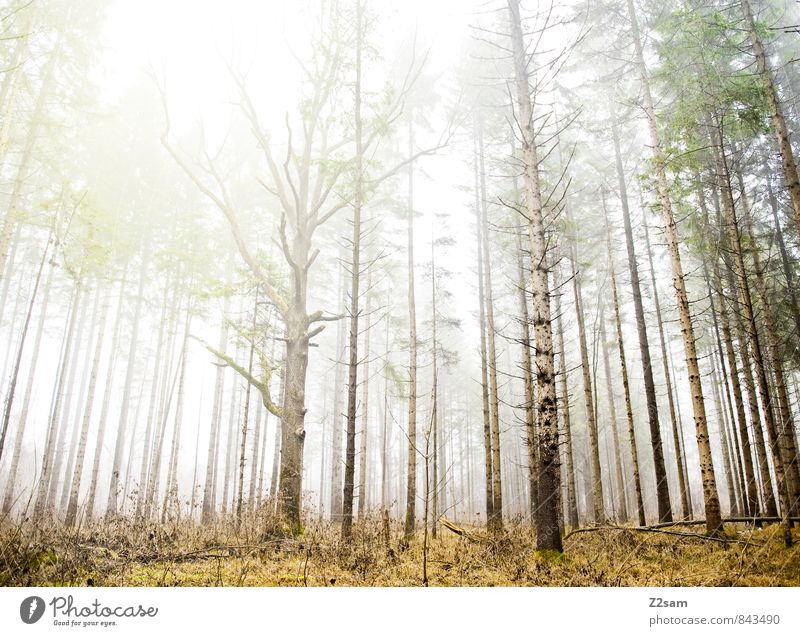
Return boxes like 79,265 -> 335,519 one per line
0,0 -> 799,587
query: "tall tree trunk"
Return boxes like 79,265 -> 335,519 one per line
65,284 -> 112,526
516,228 -> 538,520
236,295 -> 258,522
642,221 -> 692,519
599,304 -> 628,523
625,0 -> 721,535
710,353 -> 739,516
59,284 -> 103,513
569,230 -> 604,523
85,269 -> 128,519
164,305 -> 192,521
473,120 -> 494,531
609,103 -> 673,523
358,281 -> 372,519
430,230 -> 439,538
202,295 -> 230,522
380,289 -> 391,512
508,0 -> 562,551
605,219 -> 646,526
134,275 -> 172,518
342,0 -> 364,538
477,120 -> 503,531
33,282 -> 81,520
703,243 -> 758,517
46,285 -> 89,512
106,250 -> 148,516
330,260 -> 345,520
404,115 -> 418,540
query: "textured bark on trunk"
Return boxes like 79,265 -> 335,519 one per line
642,222 -> 691,519
508,0 -> 562,552
473,121 -> 494,530
65,284 -> 111,526
610,104 -> 673,523
626,0 -> 721,534
570,233 -> 604,524
516,228 -> 538,520
477,120 -> 503,532
403,117 -> 418,540
600,305 -> 628,522
605,220 -> 646,526
342,0 -> 364,538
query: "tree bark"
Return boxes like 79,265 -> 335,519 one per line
610,102 -> 673,523
508,0 -> 562,552
642,221 -> 692,519
625,0 -> 721,534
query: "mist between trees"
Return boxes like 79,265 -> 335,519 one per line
1,0 -> 800,585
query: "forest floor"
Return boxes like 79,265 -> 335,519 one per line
2,514 -> 799,587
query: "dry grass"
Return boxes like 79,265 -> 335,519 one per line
2,512 -> 799,587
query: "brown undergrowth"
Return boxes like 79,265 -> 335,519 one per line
1,511 -> 798,587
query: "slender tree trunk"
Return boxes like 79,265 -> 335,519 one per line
34,282 -> 81,520
516,228 -> 538,520
569,230 -> 604,523
600,304 -> 628,523
134,275 -> 171,518
477,120 -> 503,531
609,102 -> 673,523
85,269 -> 128,519
164,306 -> 192,521
626,0 -> 721,535
202,295 -> 230,522
404,115 -> 418,540
59,285 -> 103,513
358,281 -> 372,519
380,289 -> 391,511
236,295 -> 258,522
642,222 -> 691,519
330,260 -> 345,520
46,286 -> 89,512
473,120 -> 494,531
710,354 -> 739,516
508,0 -> 562,551
65,284 -> 112,526
106,250 -> 148,516
605,219 -> 646,526
430,230 -> 439,538
342,0 -> 364,538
